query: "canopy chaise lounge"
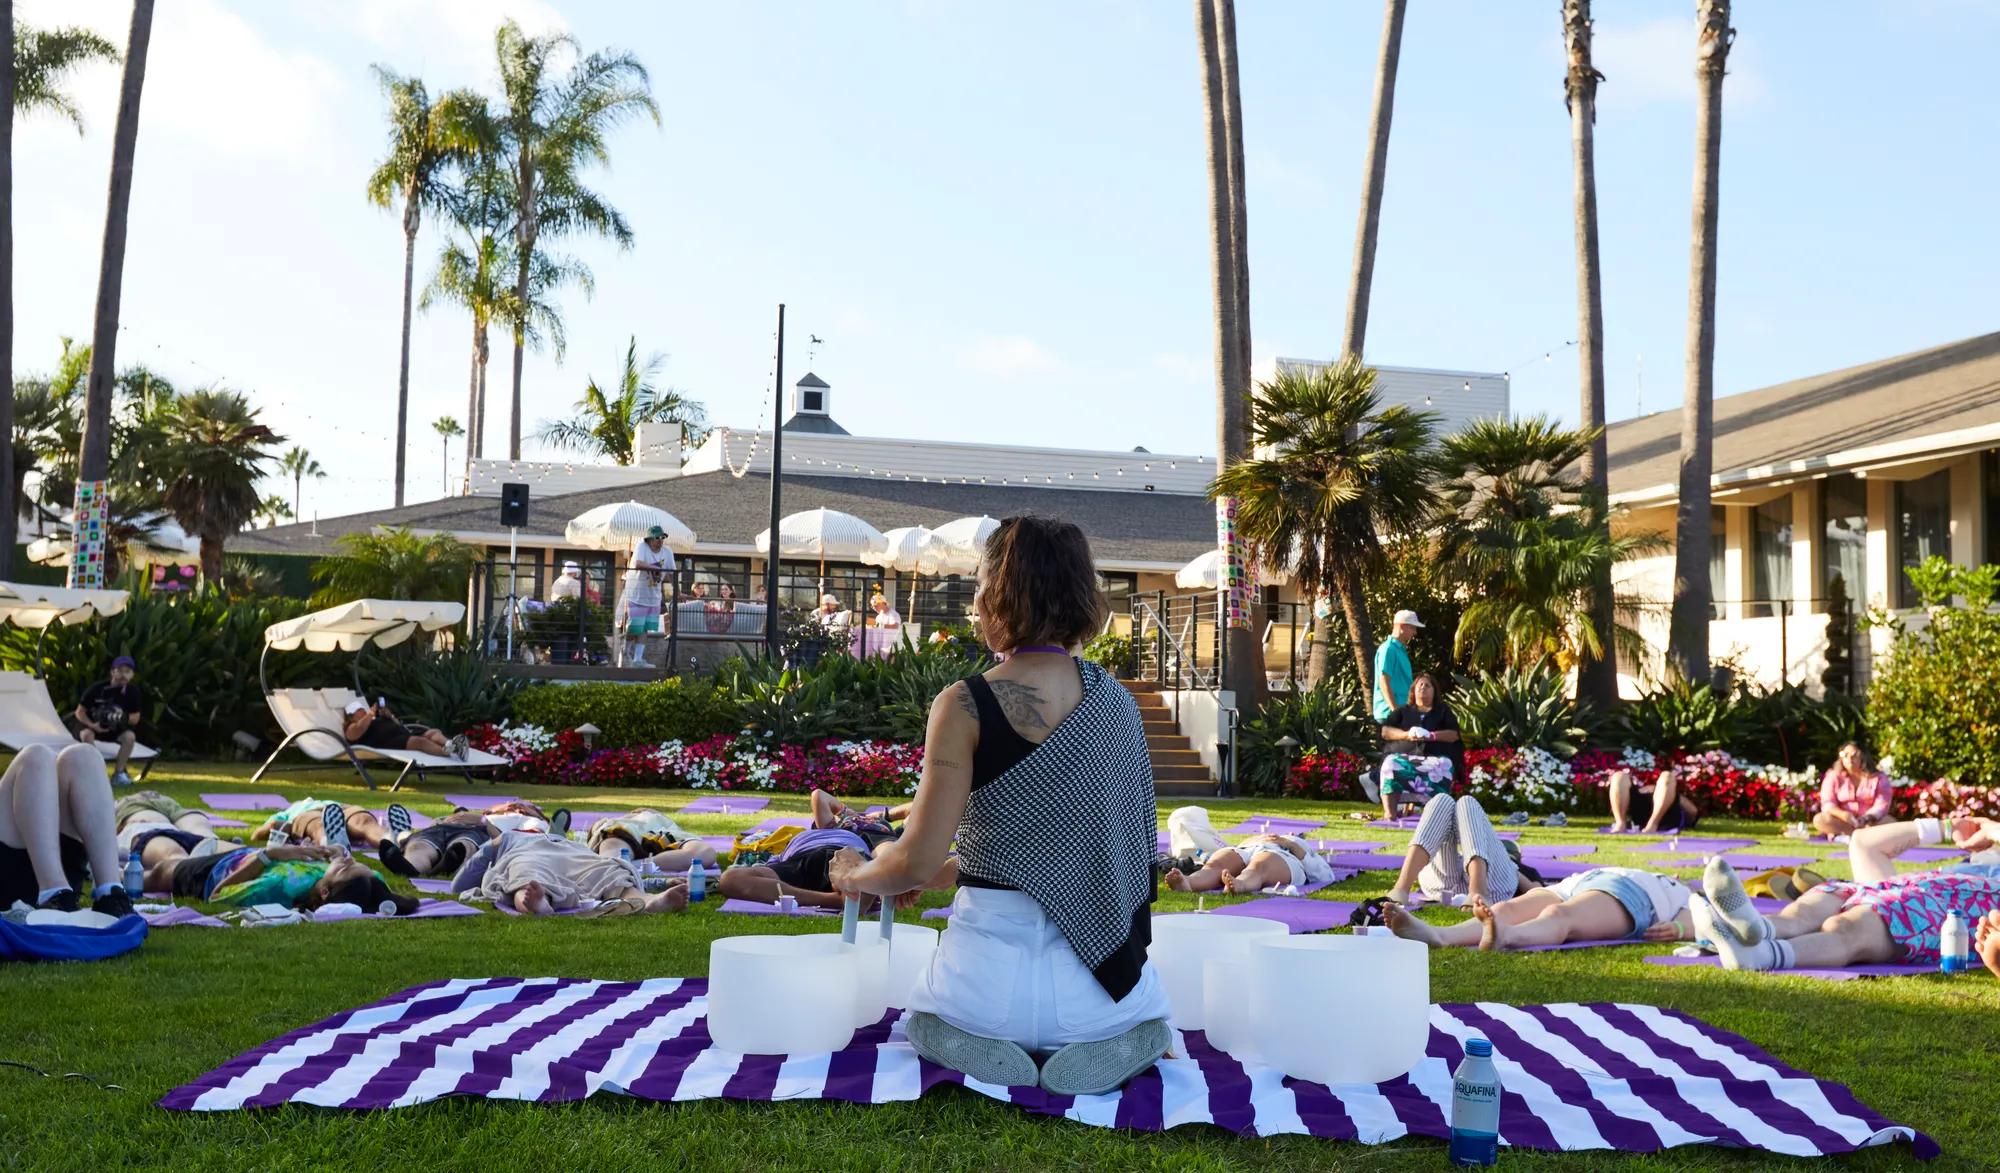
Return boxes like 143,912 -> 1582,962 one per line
0,582 -> 159,777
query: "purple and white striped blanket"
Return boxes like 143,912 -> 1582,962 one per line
159,978 -> 1934,1159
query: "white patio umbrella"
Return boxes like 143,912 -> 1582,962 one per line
918,515 -> 1001,577
860,526 -> 931,625
26,518 -> 201,571
562,501 -> 697,554
1176,547 -> 1291,591
755,509 -> 888,596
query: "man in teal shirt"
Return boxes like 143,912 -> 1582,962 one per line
1372,610 -> 1423,722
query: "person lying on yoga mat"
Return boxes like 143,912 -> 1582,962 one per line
826,516 -> 1172,1098
1383,793 -> 1540,908
1847,816 -> 2000,885
340,698 -> 468,761
249,800 -> 391,851
716,824 -> 956,910
454,828 -> 687,916
149,841 -> 419,915
1606,765 -> 1702,834
585,808 -> 718,872
1386,865 -> 1693,951
1695,856 -> 2000,973
1163,833 -> 1336,894
0,743 -> 132,916
811,788 -> 913,832
378,801 -> 571,877
114,790 -> 221,861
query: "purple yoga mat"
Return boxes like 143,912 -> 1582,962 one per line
1368,817 -> 1420,829
680,794 -> 772,815
141,906 -> 229,929
1752,896 -> 1789,914
1321,851 -> 1404,872
1900,847 -> 1970,863
1303,839 -> 1401,853
410,877 -> 453,894
1629,837 -> 1759,853
1644,954 -> 1936,981
1708,853 -> 1826,870
565,810 -> 613,831
199,792 -> 290,811
1528,858 -> 1598,881
314,898 -> 483,921
198,815 -> 249,829
444,794 -> 520,810
718,897 -> 838,918
1156,831 -> 1171,851
920,906 -> 952,921
1222,815 -> 1326,836
1512,937 -> 1647,952
1193,897 -> 1359,934
700,835 -> 737,851
1516,843 -> 1598,859
744,816 -> 813,837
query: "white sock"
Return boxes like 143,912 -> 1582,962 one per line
37,886 -> 71,903
92,883 -> 124,898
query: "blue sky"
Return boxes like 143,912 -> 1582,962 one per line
14,0 -> 2000,518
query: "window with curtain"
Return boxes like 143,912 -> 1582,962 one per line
1708,506 -> 1726,619
1820,475 -> 1867,613
1896,471 -> 1951,608
1749,495 -> 1793,618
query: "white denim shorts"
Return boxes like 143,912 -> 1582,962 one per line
907,886 -> 1169,1054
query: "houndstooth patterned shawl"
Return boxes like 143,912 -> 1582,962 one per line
954,659 -> 1158,984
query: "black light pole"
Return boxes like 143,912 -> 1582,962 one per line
762,303 -> 786,657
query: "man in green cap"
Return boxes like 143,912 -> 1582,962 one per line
619,524 -> 676,667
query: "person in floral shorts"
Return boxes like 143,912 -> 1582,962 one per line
1695,857 -> 2000,973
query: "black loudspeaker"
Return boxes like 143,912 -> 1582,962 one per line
499,482 -> 530,528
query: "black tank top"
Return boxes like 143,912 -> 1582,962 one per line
957,672 -> 1057,891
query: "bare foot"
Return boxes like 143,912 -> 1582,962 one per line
1608,821 -> 1628,835
1217,871 -> 1238,894
1473,897 -> 1508,951
645,881 -> 689,914
516,880 -> 553,916
1385,888 -> 1411,906
1164,870 -> 1190,892
1384,903 -> 1445,948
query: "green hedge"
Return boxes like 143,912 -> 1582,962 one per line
1869,558 -> 2000,787
512,678 -> 741,748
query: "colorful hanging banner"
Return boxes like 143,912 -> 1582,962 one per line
1215,497 -> 1257,631
68,480 -> 109,589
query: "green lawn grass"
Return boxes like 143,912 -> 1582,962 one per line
0,763 -> 1988,1171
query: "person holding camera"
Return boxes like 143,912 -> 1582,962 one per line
73,655 -> 145,786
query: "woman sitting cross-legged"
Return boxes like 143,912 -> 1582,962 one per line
1376,673 -> 1460,821
1812,742 -> 1893,841
1386,865 -> 1693,950
1384,793 -> 1539,908
453,828 -> 687,917
827,516 -> 1172,1097
1695,856 -> 2000,974
1164,833 -> 1335,894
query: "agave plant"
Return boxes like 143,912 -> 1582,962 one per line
1613,679 -> 1760,754
1451,667 -> 1592,755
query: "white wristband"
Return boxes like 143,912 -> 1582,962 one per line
1917,818 -> 1946,846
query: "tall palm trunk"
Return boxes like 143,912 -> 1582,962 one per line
1333,557 -> 1375,696
71,0 -> 154,590
1668,0 -> 1733,684
1340,0 -> 1408,362
1566,0 -> 1617,709
463,315 -> 481,479
508,155 -> 538,462
0,3 -> 14,579
198,533 -> 222,585
1199,0 -> 1263,716
393,192 -> 418,506
475,323 -> 490,460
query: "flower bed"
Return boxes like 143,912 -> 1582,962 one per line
467,723 -> 924,796
1285,749 -> 1367,801
1448,744 -> 1820,820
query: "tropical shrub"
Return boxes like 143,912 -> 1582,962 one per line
1235,681 -> 1375,797
310,528 -> 476,608
1451,666 -> 1591,755
363,648 -> 527,732
511,677 -> 738,748
1613,680 -> 1761,755
1082,631 -> 1136,677
1867,558 -> 2000,788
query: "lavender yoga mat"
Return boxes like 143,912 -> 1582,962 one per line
1645,954 -> 1935,981
1186,897 -> 1359,934
565,810 -> 613,831
1321,851 -> 1404,871
444,794 -> 520,810
1674,853 -> 1825,870
312,898 -> 484,921
141,906 -> 229,929
1900,846 -> 1970,863
744,816 -> 813,837
199,792 -> 290,811
199,815 -> 249,829
680,794 -> 771,815
1222,815 -> 1326,836
1629,837 -> 1759,853
700,835 -> 737,851
1517,843 -> 1598,860
719,897 -> 838,918
410,877 -> 453,894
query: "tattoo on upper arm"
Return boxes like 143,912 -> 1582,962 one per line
986,680 -> 1049,731
951,683 -> 979,720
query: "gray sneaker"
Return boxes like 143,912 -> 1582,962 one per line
903,1012 -> 1038,1087
446,734 -> 470,762
111,770 -> 133,787
1038,1018 -> 1172,1097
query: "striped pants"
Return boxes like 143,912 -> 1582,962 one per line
1411,794 -> 1519,905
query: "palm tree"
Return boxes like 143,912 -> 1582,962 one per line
14,23 -> 121,129
153,389 -> 284,581
535,337 -> 707,465
1432,417 -> 1658,674
432,416 -> 463,494
1340,0 -> 1408,362
1668,0 -> 1734,684
1197,0 -> 1262,713
279,446 -> 324,518
70,0 -> 154,589
1210,359 -> 1436,694
366,68 -> 477,508
1564,0 -> 1617,708
492,20 -> 658,460
310,527 -> 474,606
253,494 -> 293,529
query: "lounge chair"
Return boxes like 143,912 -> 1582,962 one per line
0,669 -> 157,779
251,685 -> 508,791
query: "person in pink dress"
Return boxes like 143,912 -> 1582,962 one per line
1814,741 -> 1893,840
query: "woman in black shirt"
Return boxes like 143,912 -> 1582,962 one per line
1378,673 -> 1462,819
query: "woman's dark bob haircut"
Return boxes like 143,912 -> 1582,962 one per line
977,515 -> 1107,654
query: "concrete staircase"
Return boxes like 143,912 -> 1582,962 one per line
1121,679 -> 1217,798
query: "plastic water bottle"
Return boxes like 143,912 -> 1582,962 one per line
1449,1036 -> 1501,1166
122,851 -> 144,895
269,825 -> 290,848
687,860 -> 706,903
1940,909 -> 1970,975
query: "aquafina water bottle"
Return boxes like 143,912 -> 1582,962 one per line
1940,909 -> 1970,975
1450,1036 -> 1501,1166
122,850 -> 144,896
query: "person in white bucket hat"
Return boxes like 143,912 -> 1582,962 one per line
1372,610 -> 1424,724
